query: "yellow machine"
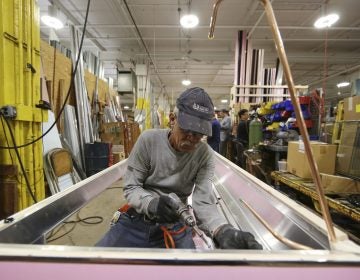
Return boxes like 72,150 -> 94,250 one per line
0,0 -> 45,213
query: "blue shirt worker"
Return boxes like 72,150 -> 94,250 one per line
207,114 -> 221,152
96,87 -> 262,250
219,109 -> 232,157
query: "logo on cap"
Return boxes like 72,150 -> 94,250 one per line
192,103 -> 209,113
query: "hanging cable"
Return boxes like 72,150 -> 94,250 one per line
0,0 -> 91,150
122,0 -> 167,94
0,115 -> 37,203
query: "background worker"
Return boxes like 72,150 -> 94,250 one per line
207,113 -> 221,152
96,87 -> 262,250
167,112 -> 176,129
237,109 -> 250,147
219,109 -> 232,157
235,109 -> 250,168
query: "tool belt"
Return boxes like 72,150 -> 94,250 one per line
112,203 -> 158,224
114,204 -> 188,248
126,207 -> 158,224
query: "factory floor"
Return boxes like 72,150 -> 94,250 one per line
46,179 -> 126,246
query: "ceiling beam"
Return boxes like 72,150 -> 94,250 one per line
53,24 -> 360,31
50,0 -> 106,51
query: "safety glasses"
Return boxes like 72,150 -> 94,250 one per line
179,127 -> 204,138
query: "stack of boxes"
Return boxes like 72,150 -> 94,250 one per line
287,141 -> 337,179
100,121 -> 140,163
336,96 -> 360,179
286,95 -> 360,193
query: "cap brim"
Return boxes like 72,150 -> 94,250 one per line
177,110 -> 212,136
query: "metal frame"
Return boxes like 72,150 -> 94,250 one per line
0,160 -> 127,244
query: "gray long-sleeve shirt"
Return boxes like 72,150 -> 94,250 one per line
123,128 -> 227,235
220,115 -> 232,141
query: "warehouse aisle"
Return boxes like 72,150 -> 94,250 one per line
46,180 -> 126,246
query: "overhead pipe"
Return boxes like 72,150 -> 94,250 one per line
308,63 -> 360,86
64,24 -> 360,31
208,0 -> 337,244
51,0 -> 106,51
247,0 -> 274,39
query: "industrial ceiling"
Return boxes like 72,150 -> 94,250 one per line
38,0 -> 360,110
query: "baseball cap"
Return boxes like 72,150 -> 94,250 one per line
176,87 -> 214,136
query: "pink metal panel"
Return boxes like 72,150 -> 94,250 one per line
1,261 -> 360,280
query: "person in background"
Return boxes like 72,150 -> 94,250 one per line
96,87 -> 262,250
219,109 -> 232,157
207,112 -> 221,152
237,109 -> 250,147
235,109 -> 250,168
168,112 -> 176,129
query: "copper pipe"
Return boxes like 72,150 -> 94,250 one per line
208,0 -> 224,39
208,0 -> 337,243
241,200 -> 312,250
259,0 -> 336,243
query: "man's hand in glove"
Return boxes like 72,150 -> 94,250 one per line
214,224 -> 263,249
148,195 -> 179,223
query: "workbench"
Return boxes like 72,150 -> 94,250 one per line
271,171 -> 360,223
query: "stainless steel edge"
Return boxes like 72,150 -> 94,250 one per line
0,160 -> 128,244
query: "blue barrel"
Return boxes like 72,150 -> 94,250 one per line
85,142 -> 111,177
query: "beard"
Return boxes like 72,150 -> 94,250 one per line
180,140 -> 199,151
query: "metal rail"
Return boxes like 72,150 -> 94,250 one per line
0,160 -> 128,244
208,0 -> 337,244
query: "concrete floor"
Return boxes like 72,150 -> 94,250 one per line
45,179 -> 214,249
46,179 -> 126,246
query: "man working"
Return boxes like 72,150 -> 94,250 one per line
207,113 -> 221,152
235,109 -> 250,168
96,87 -> 262,250
237,109 -> 250,147
219,109 -> 232,157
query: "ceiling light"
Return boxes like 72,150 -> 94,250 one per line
221,99 -> 228,103
314,14 -> 339,29
41,15 -> 64,29
182,79 -> 191,86
180,14 -> 199,28
124,105 -> 130,109
337,81 -> 350,88
41,5 -> 64,30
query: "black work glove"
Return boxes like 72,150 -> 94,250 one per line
148,195 -> 180,223
214,224 -> 263,249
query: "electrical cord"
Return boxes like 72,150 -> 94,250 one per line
0,115 -> 37,203
46,211 -> 103,243
0,116 -> 44,190
0,0 -> 91,150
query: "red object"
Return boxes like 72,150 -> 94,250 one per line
293,119 -> 313,128
298,96 -> 311,105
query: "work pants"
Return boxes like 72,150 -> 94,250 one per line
96,211 -> 195,249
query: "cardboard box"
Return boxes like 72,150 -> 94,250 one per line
320,173 -> 360,194
287,141 -> 337,178
100,122 -> 125,145
343,96 -> 360,121
113,152 -> 126,164
336,122 -> 360,177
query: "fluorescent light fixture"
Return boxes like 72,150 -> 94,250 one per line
221,99 -> 228,103
41,15 -> 64,29
314,13 -> 339,28
182,79 -> 191,86
41,5 -> 64,30
337,81 -> 350,88
180,14 -> 199,28
124,105 -> 130,109
214,106 -> 217,110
